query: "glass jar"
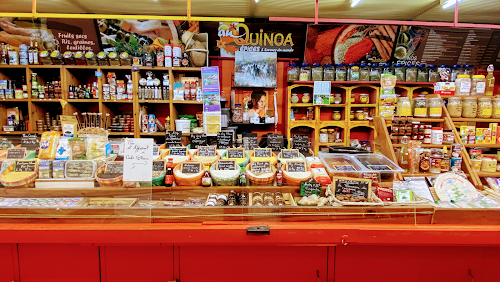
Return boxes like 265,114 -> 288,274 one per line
334,93 -> 342,104
252,192 -> 263,206
451,65 -> 462,82
370,63 -> 380,81
492,97 -> 500,118
471,75 -> 486,95
464,65 -> 475,76
307,107 -> 314,120
417,64 -> 429,82
355,110 -> 365,120
291,93 -> 300,103
438,65 -> 451,82
323,63 -> 335,81
359,63 -> 370,81
406,64 -> 417,82
302,93 -> 311,103
349,110 -> 355,120
299,63 -> 311,81
447,97 -> 463,118
362,108 -> 370,118
359,93 -> 369,104
348,64 -> 359,81
328,129 -> 335,143
312,63 -> 323,81
320,129 -> 328,143
477,97 -> 492,118
333,111 -> 341,121
428,97 -> 443,117
335,63 -> 346,81
287,62 -> 299,82
455,74 -> 471,96
232,104 -> 243,123
394,64 -> 405,81
413,97 -> 428,118
350,93 -> 356,104
396,97 -> 412,116
381,63 -> 393,75
462,97 -> 478,118
428,65 -> 440,82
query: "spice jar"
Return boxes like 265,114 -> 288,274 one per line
85,51 -> 97,65
252,192 -> 263,206
355,110 -> 365,120
431,127 -> 443,145
396,97 -> 412,116
359,93 -> 369,104
287,62 -> 299,82
333,111 -> 341,121
492,97 -> 500,118
359,63 -> 370,81
394,64 -> 405,81
120,52 -> 132,65
108,52 -> 120,66
451,65 -> 462,82
471,75 -> 486,95
462,97 -> 478,118
455,74 -> 471,96
97,51 -> 109,66
381,63 -> 393,75
413,97 -> 428,118
370,63 -> 380,81
349,110 -> 355,120
232,104 -> 243,123
428,65 -> 440,82
312,63 -> 323,81
348,64 -> 359,81
464,65 -> 475,76
477,97 -> 492,118
362,108 -> 370,118
323,63 -> 335,81
328,129 -> 335,143
417,64 -> 429,82
302,93 -> 311,103
350,93 -> 356,104
307,107 -> 314,120
428,97 -> 443,118
334,93 -> 342,104
335,63 -> 347,81
438,65 -> 451,82
291,93 -> 300,103
320,129 -> 328,143
299,63 -> 311,81
447,97 -> 463,118
406,64 -> 417,82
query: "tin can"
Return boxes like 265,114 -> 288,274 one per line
142,123 -> 148,133
142,115 -> 148,124
148,114 -> 155,124
149,123 -> 157,133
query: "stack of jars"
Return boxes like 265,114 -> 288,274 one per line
448,97 -> 500,119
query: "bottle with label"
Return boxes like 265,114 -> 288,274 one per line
202,170 -> 212,187
165,158 -> 174,187
69,85 -> 74,99
31,73 -> 38,90
419,151 -> 431,173
486,64 -> 495,96
276,161 -> 283,186
398,143 -> 410,173
28,41 -> 34,65
239,171 -> 247,186
441,146 -> 450,172
33,42 -> 39,65
165,116 -> 170,129
184,81 -> 190,100
190,81 -> 197,100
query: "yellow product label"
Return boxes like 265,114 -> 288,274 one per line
482,108 -> 492,116
429,108 -> 442,115
400,109 -> 412,116
414,108 -> 427,116
495,109 -> 500,115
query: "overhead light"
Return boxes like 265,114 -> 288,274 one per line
443,0 -> 461,9
351,0 -> 361,7
255,0 -> 259,2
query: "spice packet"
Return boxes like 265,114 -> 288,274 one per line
52,160 -> 66,178
68,137 -> 86,160
38,160 -> 53,179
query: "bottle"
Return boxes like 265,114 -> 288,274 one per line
276,161 -> 283,186
190,81 -> 197,100
69,85 -> 74,99
33,42 -> 39,65
398,143 -> 410,173
184,81 -> 190,100
239,171 -> 247,186
486,64 -> 495,96
31,73 -> 38,90
28,41 -> 34,65
202,170 -> 212,187
85,84 -> 90,99
441,146 -> 451,172
165,116 -> 170,129
165,158 -> 174,187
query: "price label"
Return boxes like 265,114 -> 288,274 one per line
281,149 -> 299,159
105,161 -> 124,174
15,160 -> 36,172
217,131 -> 233,149
243,133 -> 259,150
287,161 -> 306,172
254,148 -> 272,158
334,177 -> 371,199
181,162 -> 201,174
300,180 -> 322,196
190,134 -> 207,149
170,147 -> 187,156
332,165 -> 357,171
21,134 -> 39,151
267,134 -> 284,152
165,131 -> 183,148
227,148 -> 244,159
217,160 -> 237,171
7,148 -> 26,159
153,160 -> 166,171
197,146 -> 216,157
366,165 -> 393,171
251,161 -> 271,174
292,134 -> 310,156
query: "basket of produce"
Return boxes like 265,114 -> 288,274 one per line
174,162 -> 205,186
95,164 -> 123,188
152,171 -> 166,186
0,162 -> 38,188
164,148 -> 192,166
245,163 -> 276,186
209,162 -> 241,186
221,150 -> 250,168
282,162 -> 313,186
249,151 -> 278,166
191,151 -> 220,167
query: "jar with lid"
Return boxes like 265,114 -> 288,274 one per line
406,64 -> 417,82
291,93 -> 300,103
350,93 -> 356,104
431,127 -> 443,145
359,63 -> 370,81
335,63 -> 347,81
302,93 -> 311,103
334,93 -> 342,104
323,63 -> 335,81
438,65 -> 451,82
464,65 -> 475,76
417,64 -> 429,82
471,75 -> 486,95
370,63 -> 380,81
328,129 -> 335,143
396,97 -> 412,116
428,65 -> 440,82
332,111 -> 341,121
355,110 -> 365,120
413,97 -> 428,118
232,104 -> 243,123
492,97 -> 500,118
381,63 -> 393,75
299,63 -> 311,81
349,110 -> 355,120
287,62 -> 299,82
359,93 -> 369,104
462,97 -> 478,118
307,107 -> 314,120
455,74 -> 471,96
451,65 -> 462,82
348,64 -> 359,81
320,129 -> 328,143
312,63 -> 323,81
447,97 -> 463,118
428,97 -> 443,117
477,97 -> 492,118
362,108 -> 370,118
394,64 -> 405,81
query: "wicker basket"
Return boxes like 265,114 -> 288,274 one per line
277,152 -> 306,164
152,173 -> 166,186
0,163 -> 38,188
282,163 -> 313,186
95,164 -> 123,188
245,163 -> 276,186
209,163 -> 241,186
164,150 -> 192,167
221,151 -> 250,168
249,151 -> 278,166
191,151 -> 221,167
174,162 -> 205,186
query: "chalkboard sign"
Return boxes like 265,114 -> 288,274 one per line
287,161 -> 306,172
217,160 -> 237,171
281,149 -> 299,159
217,131 -> 233,149
292,134 -> 310,156
190,134 -> 207,149
332,165 -> 357,171
105,161 -> 124,174
251,161 -> 271,174
254,148 -> 272,158
197,146 -> 216,157
243,133 -> 259,150
300,180 -> 322,196
165,131 -> 183,148
334,177 -> 371,199
367,165 -> 393,171
227,148 -> 244,159
15,160 -> 36,172
182,162 -> 201,174
153,146 -> 160,156
7,148 -> 26,159
153,160 -> 165,171
21,134 -> 39,151
170,147 -> 187,156
267,134 -> 284,152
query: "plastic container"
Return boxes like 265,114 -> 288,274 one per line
370,63 -> 380,81
455,74 -> 471,96
413,97 -> 428,118
311,63 -> 323,81
299,63 -> 311,81
428,65 -> 439,82
431,127 -> 443,145
318,152 -> 366,179
64,160 -> 97,179
394,64 -> 405,81
477,97 -> 492,118
451,65 -> 462,82
320,129 -> 328,143
492,97 -> 500,118
462,97 -> 478,118
428,97 -> 443,118
335,63 -> 346,81
287,62 -> 299,82
175,119 -> 191,133
381,63 -> 393,75
447,97 -> 462,118
353,153 -> 404,182
359,63 -> 370,81
348,64 -> 359,81
471,75 -> 486,95
406,64 -> 417,82
417,64 -> 429,82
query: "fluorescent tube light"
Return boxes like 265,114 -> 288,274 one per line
443,0 -> 461,9
351,0 -> 361,7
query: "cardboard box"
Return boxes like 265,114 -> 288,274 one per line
490,123 -> 498,144
476,128 -> 492,144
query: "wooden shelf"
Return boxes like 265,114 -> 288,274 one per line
452,118 -> 500,123
31,99 -> 62,102
413,118 -> 445,122
64,65 -> 100,69
172,67 -> 202,72
27,65 -> 62,69
393,143 -> 449,148
402,172 -> 440,177
172,100 -> 203,104
464,143 -> 500,148
320,104 -> 347,107
68,99 -> 99,102
231,122 -> 274,125
0,99 -> 28,102
0,131 -> 29,135
108,132 -> 135,136
138,100 -> 170,103
140,132 -> 165,136
350,104 -> 377,107
290,81 -> 434,86
291,103 -> 314,107
477,171 -> 500,177
102,99 -> 133,103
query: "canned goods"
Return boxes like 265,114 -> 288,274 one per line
142,123 -> 148,133
149,123 -> 157,133
142,115 -> 148,124
148,114 -> 155,124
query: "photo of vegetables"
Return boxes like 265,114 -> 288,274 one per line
304,24 -> 398,64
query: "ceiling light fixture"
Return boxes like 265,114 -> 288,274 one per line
443,0 -> 461,9
351,0 -> 361,7
255,0 -> 259,2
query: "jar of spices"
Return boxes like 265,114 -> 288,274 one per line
464,65 -> 475,76
335,63 -> 347,81
381,63 -> 393,75
355,110 -> 365,120
406,64 -> 417,82
451,65 -> 462,82
492,97 -> 500,118
417,64 -> 429,82
359,63 -> 370,81
333,111 -> 341,121
394,64 -> 405,81
291,93 -> 300,103
396,97 -> 412,116
232,104 -> 243,123
320,129 -> 329,143
287,62 -> 299,82
431,127 -> 443,145
347,64 -> 357,81
428,97 -> 443,118
447,97 -> 463,118
455,74 -> 471,96
477,97 -> 492,118
349,110 -> 355,120
252,192 -> 263,206
438,65 -> 451,82
359,93 -> 369,104
328,129 -> 335,143
428,65 -> 440,82
307,107 -> 314,120
299,63 -> 311,81
413,97 -> 428,118
323,63 -> 335,81
334,128 -> 342,142
370,63 -> 380,81
334,93 -> 342,104
362,108 -> 370,118
350,93 -> 356,104
312,63 -> 323,81
302,93 -> 311,103
462,97 -> 478,118
471,75 -> 486,95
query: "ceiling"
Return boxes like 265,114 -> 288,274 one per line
0,0 -> 499,24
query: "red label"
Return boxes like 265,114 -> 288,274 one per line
165,175 -> 174,185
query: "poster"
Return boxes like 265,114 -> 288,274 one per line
234,51 -> 277,88
201,66 -> 221,136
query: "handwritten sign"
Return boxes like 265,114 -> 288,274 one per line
105,161 -> 123,174
251,161 -> 271,174
367,165 -> 393,171
281,149 -> 299,159
165,131 -> 183,148
300,180 -> 322,196
197,146 -> 216,157
170,147 -> 188,156
334,177 -> 371,199
65,161 -> 95,178
217,131 -> 233,149
287,161 -> 306,172
292,134 -> 310,156
217,160 -> 237,171
267,134 -> 284,152
243,133 -> 259,150
7,148 -> 26,159
21,134 -> 39,151
254,148 -> 272,158
15,160 -> 36,172
332,165 -> 357,171
227,148 -> 244,159
153,160 -> 165,171
123,138 -> 154,181
190,134 -> 207,149
182,162 -> 201,174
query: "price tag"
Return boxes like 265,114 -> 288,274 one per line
267,134 -> 284,152
300,180 -> 322,196
217,131 -> 233,149
181,162 -> 201,174
366,165 -> 393,171
165,131 -> 183,148
251,161 -> 271,175
227,148 -> 244,159
105,161 -> 124,174
332,165 -> 357,171
66,161 -> 95,178
333,177 -> 372,200
197,146 -> 216,157
153,160 -> 166,171
243,133 -> 259,150
217,160 -> 237,171
21,134 -> 39,151
287,161 -> 306,172
190,134 -> 207,149
281,149 -> 299,159
7,148 -> 26,159
170,147 -> 188,156
15,160 -> 36,172
254,148 -> 272,158
292,134 -> 310,156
